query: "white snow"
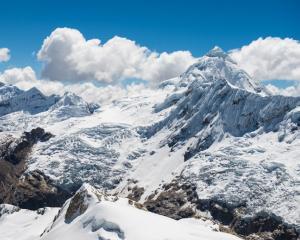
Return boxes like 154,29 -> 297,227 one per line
40,184 -> 241,240
0,185 -> 241,240
0,205 -> 59,240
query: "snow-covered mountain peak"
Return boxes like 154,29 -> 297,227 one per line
52,91 -> 87,107
152,48 -> 300,161
26,86 -> 43,95
0,83 -> 23,101
180,46 -> 262,94
0,84 -> 59,117
75,183 -> 103,203
47,91 -> 99,120
206,46 -> 232,60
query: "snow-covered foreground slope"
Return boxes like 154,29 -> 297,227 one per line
0,184 -> 241,240
0,47 -> 299,239
0,205 -> 59,240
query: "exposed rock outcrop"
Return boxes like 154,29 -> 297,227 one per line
64,184 -> 102,223
143,180 -> 299,240
0,127 -> 72,210
127,186 -> 145,201
9,170 -> 72,209
144,182 -> 196,220
2,127 -> 54,165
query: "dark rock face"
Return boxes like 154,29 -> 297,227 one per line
233,212 -> 299,240
0,127 -> 72,210
197,198 -> 246,225
127,186 -> 144,201
2,127 -> 54,165
144,182 -> 197,220
142,180 -> 299,240
65,189 -> 89,223
10,170 -> 72,210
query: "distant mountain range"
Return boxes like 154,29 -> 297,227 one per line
0,47 -> 299,240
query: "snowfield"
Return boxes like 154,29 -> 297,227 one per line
0,205 -> 59,240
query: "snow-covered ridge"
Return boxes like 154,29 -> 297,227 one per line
0,184 -> 240,240
123,47 -> 300,231
38,184 -> 240,240
48,92 -> 99,120
0,84 -> 59,117
0,83 -> 99,118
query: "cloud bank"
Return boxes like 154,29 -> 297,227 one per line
37,28 -> 196,84
264,83 -> 300,97
0,66 -> 151,104
0,48 -> 10,62
1,30 -> 300,101
230,37 -> 300,82
0,67 -> 36,85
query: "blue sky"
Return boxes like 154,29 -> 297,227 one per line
0,0 -> 299,73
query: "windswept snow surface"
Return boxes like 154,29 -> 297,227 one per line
40,184 -> 241,240
0,47 -> 299,229
0,185 -> 241,240
0,205 -> 59,240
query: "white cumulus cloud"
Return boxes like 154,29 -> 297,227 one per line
3,33 -> 300,100
0,66 -> 37,85
265,83 -> 300,97
37,27 -> 196,84
0,48 -> 10,62
230,37 -> 300,82
0,66 -> 150,104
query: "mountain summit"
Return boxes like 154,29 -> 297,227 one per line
180,46 -> 263,93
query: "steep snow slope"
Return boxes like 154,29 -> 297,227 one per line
151,64 -> 300,160
181,132 -> 300,226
